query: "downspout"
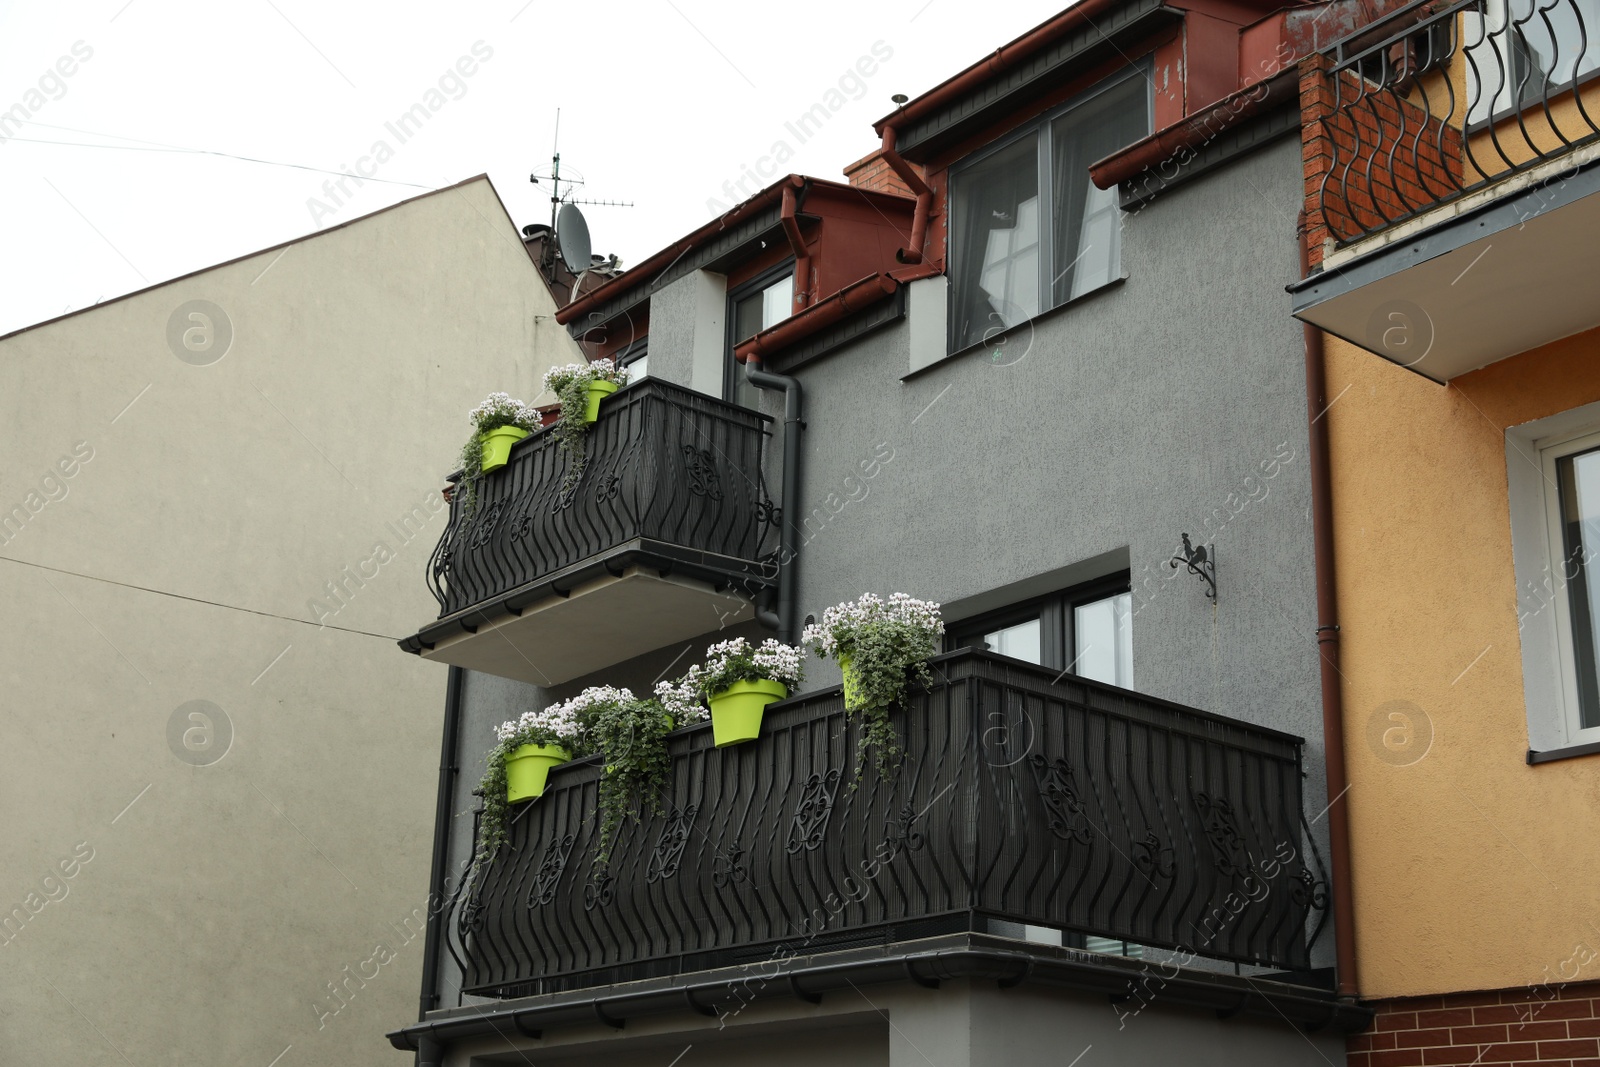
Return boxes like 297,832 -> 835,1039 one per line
416,664 -> 465,1064
878,126 -> 932,264
1299,210 -> 1358,1000
780,183 -> 813,309
746,356 -> 803,644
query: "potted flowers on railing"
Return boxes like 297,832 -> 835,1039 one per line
804,593 -> 946,773
693,637 -> 803,747
477,701 -> 581,861
541,358 -> 630,493
458,392 -> 541,516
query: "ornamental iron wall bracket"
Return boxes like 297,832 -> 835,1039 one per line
1169,533 -> 1217,602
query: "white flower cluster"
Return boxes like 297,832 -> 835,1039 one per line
494,700 -> 579,745
542,357 -> 629,394
469,391 -> 538,432
654,675 -> 707,726
802,592 -> 945,656
552,685 -> 635,720
702,637 -> 803,688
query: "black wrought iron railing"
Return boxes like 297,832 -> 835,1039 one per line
423,379 -> 776,622
1312,0 -> 1600,243
448,651 -> 1325,998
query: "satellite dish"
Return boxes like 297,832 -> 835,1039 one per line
557,202 -> 591,273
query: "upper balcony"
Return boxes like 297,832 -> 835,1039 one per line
399,379 -> 776,686
1291,0 -> 1600,381
440,650 -> 1328,1003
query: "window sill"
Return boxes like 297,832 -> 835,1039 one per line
1526,739 -> 1600,764
901,276 -> 1126,384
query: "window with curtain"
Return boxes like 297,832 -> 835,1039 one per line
948,71 -> 1150,352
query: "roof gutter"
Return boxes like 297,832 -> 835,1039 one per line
734,264 -> 938,365
387,937 -> 1371,1050
871,0 -> 1127,139
556,176 -> 805,327
1089,70 -> 1298,190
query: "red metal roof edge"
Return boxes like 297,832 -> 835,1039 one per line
734,262 -> 940,365
554,174 -> 916,327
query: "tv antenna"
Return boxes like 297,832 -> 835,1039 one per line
530,109 -> 633,243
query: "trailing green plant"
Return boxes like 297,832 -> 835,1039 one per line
566,683 -> 704,866
695,637 -> 804,697
542,358 -> 629,492
803,593 -> 945,777
475,701 -> 584,864
458,391 -> 540,516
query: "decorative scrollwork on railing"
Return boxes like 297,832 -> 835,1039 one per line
681,446 -> 723,500
528,833 -> 575,908
1291,867 -> 1329,912
582,871 -> 614,911
883,804 -> 926,862
1193,792 -> 1256,880
712,844 -> 748,888
646,805 -> 698,883
596,472 -> 622,502
1028,755 -> 1093,845
1133,830 -> 1175,879
786,769 -> 842,854
468,499 -> 505,549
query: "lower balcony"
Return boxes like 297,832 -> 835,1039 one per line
445,650 -> 1327,999
400,380 -> 776,685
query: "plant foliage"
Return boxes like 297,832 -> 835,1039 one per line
542,359 -> 629,493
458,392 -> 540,516
695,637 -> 804,698
803,593 -> 945,776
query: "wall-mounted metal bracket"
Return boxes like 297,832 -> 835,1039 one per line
1169,533 -> 1216,602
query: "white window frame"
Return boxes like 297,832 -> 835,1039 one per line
1507,400 -> 1600,753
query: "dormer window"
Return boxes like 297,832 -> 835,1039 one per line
948,70 -> 1150,353
727,266 -> 794,407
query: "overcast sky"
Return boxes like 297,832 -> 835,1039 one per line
0,0 -> 1069,336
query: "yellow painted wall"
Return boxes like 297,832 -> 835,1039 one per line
1328,324 -> 1600,998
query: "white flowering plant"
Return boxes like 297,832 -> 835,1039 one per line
696,637 -> 804,698
542,358 -> 629,488
563,684 -> 679,866
458,391 -> 541,514
803,593 -> 945,774
655,673 -> 708,726
476,700 -> 586,863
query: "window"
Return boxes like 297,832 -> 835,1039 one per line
617,338 -> 648,384
948,70 -> 1151,352
1545,431 -> 1600,741
727,267 -> 794,408
949,574 -> 1132,686
1467,0 -> 1600,123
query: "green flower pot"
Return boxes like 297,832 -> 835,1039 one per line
839,654 -> 864,712
505,742 -> 570,802
707,678 -> 786,747
479,425 -> 530,474
584,379 -> 619,423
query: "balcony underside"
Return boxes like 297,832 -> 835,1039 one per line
402,541 -> 769,686
1292,149 -> 1600,382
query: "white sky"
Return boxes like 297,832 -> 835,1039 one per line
0,0 -> 1068,336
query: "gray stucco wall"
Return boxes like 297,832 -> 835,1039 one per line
439,133 -> 1335,1015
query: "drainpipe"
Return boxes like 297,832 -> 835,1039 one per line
878,126 -> 932,264
1299,210 -> 1358,1000
416,664 -> 465,1061
745,356 -> 803,644
780,183 -> 813,309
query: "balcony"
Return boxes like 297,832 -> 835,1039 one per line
1291,0 -> 1600,381
400,380 -> 776,685
445,650 -> 1325,999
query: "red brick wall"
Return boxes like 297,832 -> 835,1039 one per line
1299,52 -> 1464,266
843,149 -> 918,197
1351,981 -> 1600,1066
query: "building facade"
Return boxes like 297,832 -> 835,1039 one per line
1291,3 -> 1600,1064
390,3 -> 1404,1065
0,176 -> 579,1065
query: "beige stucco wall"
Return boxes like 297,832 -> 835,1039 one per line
0,176 -> 578,1064
1327,324 -> 1600,999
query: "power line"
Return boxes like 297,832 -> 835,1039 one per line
2,120 -> 434,189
